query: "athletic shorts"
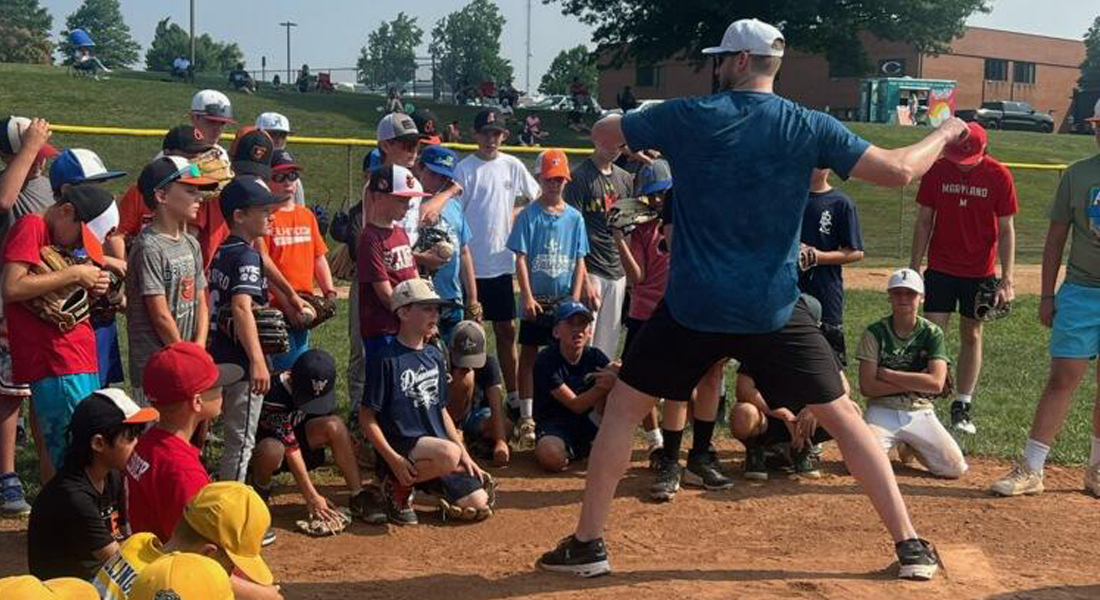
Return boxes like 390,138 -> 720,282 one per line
536,416 -> 600,460
30,373 -> 100,469
262,414 -> 329,474
923,269 -> 994,320
518,318 -> 553,347
271,328 -> 310,373
0,343 -> 30,398
377,437 -> 485,502
619,298 -> 845,409
820,322 -> 848,367
1050,282 -> 1100,359
94,319 -> 124,387
475,274 -> 516,322
622,317 -> 647,357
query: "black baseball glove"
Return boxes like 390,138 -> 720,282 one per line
974,278 -> 1011,322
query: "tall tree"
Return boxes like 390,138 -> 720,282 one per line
357,12 -> 423,89
0,0 -> 54,64
430,0 -> 514,96
548,0 -> 990,76
144,17 -> 244,73
58,0 -> 140,68
540,45 -> 597,94
1081,16 -> 1100,90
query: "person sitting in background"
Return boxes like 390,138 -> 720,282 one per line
171,57 -> 193,82
228,63 -> 256,94
443,121 -> 462,144
70,29 -> 110,78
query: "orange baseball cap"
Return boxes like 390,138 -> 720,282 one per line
538,149 -> 571,181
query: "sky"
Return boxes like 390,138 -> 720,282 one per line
38,0 -> 1099,86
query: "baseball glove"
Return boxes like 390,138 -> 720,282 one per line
798,244 -> 818,272
413,225 -> 455,276
974,278 -> 1011,322
215,305 -> 290,354
327,244 -> 355,282
464,301 -> 483,323
190,148 -> 234,192
90,271 -> 125,322
436,474 -> 496,522
311,205 -> 331,238
607,197 -> 658,235
27,246 -> 91,332
299,292 -> 337,330
295,506 -> 352,537
532,296 -> 562,329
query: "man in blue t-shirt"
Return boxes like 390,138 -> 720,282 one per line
537,18 -> 970,582
798,168 -> 865,364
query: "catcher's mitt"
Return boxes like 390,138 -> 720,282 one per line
607,197 -> 658,235
190,148 -> 233,192
90,271 -> 125,322
295,506 -> 352,536
974,277 -> 1011,322
798,243 -> 818,272
27,246 -> 91,332
299,293 -> 337,330
216,305 -> 290,354
436,474 -> 496,522
413,225 -> 455,276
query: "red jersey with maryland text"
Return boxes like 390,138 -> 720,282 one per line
357,223 -> 417,338
916,156 -> 1017,278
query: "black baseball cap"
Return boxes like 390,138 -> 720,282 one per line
229,127 -> 274,179
271,148 -> 302,172
474,108 -> 508,134
219,175 -> 281,221
138,156 -> 219,209
289,349 -> 336,415
163,124 -> 215,155
68,389 -> 159,451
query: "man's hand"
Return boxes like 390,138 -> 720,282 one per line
996,279 -> 1015,307
387,454 -> 418,487
937,117 -> 970,144
1039,296 -> 1056,328
21,119 -> 51,153
794,408 -> 818,447
249,361 -> 270,395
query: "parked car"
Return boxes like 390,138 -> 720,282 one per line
1068,89 -> 1100,134
956,101 -> 1054,133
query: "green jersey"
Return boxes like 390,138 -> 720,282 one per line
856,315 -> 948,411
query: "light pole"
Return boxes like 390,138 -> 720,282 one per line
525,0 -> 531,93
279,21 -> 298,84
189,0 -> 195,68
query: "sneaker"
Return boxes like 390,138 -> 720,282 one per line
743,444 -> 768,481
0,473 -> 31,518
1084,463 -> 1100,497
350,487 -> 387,525
990,462 -> 1044,497
950,401 -> 977,434
764,445 -> 795,474
649,454 -> 681,502
382,474 -> 418,525
683,451 -> 734,491
261,528 -> 277,547
896,538 -> 940,581
537,535 -> 611,577
647,446 -> 666,471
513,417 -> 537,449
792,446 -> 821,479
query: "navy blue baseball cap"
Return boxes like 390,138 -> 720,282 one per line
219,175 -> 281,222
555,301 -> 593,324
290,349 -> 336,415
49,148 -> 127,191
419,145 -> 458,179
635,159 -> 673,195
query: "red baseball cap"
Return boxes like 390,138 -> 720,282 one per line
143,342 -> 243,405
944,122 -> 988,166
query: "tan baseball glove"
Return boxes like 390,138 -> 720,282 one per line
27,246 -> 91,332
295,506 -> 352,536
190,148 -> 234,192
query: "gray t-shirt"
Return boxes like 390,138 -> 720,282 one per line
0,174 -> 54,313
564,158 -> 632,279
125,228 -> 206,386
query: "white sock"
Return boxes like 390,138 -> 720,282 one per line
519,398 -> 533,420
1022,438 -> 1051,473
956,393 -> 972,405
1091,436 -> 1100,467
644,428 -> 663,448
506,391 -> 518,409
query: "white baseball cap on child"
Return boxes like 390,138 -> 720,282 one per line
887,268 -> 925,295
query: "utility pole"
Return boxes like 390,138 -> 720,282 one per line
525,0 -> 532,93
279,21 -> 298,84
189,0 -> 195,67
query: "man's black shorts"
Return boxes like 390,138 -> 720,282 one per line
923,269 -> 994,320
820,322 -> 848,367
264,415 -> 329,473
518,318 -> 553,347
475,274 -> 516,322
619,298 -> 845,411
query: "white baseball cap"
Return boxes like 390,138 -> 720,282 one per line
887,268 -> 925,295
255,112 -> 292,133
377,113 -> 420,142
702,18 -> 786,57
190,90 -> 235,123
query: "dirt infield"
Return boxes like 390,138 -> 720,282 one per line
846,265 -> 1053,294
2,441 -> 1097,599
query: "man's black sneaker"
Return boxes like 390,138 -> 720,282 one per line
537,535 -> 611,577
896,538 -> 940,581
951,401 -> 977,434
649,454 -> 681,502
350,487 -> 387,525
792,446 -> 822,479
382,474 -> 418,526
683,451 -> 734,490
744,443 -> 768,481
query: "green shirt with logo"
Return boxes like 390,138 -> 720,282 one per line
1049,153 -> 1100,287
856,315 -> 948,411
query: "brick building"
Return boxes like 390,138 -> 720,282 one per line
598,27 -> 1086,130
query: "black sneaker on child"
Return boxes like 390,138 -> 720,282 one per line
895,538 -> 940,581
350,487 -> 387,525
382,474 -> 418,526
683,450 -> 734,490
649,454 -> 681,502
792,446 -> 822,479
743,443 -> 768,481
537,535 -> 611,577
950,401 -> 977,434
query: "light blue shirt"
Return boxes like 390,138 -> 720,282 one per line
432,198 -> 472,302
506,202 -> 589,300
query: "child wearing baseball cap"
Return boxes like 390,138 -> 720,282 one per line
507,149 -> 588,449
126,342 -> 242,543
130,553 -> 232,600
95,481 -> 278,600
360,278 -> 494,525
27,389 -> 158,580
0,575 -> 99,600
447,320 -> 511,466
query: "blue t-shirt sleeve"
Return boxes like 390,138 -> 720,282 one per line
811,112 -> 871,180
459,214 -> 472,246
506,208 -> 529,255
228,248 -> 264,297
621,99 -> 681,154
573,212 -> 589,257
430,347 -> 448,408
363,355 -> 388,412
838,196 -> 865,251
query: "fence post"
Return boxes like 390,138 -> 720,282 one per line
346,144 -> 353,205
897,184 -> 906,260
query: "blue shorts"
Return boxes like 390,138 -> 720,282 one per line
460,405 -> 491,438
94,319 -> 124,386
30,373 -> 100,469
271,328 -> 310,372
1051,282 -> 1100,359
536,416 -> 600,460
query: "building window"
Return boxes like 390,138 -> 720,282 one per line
984,58 -> 1008,81
635,65 -> 659,87
1013,61 -> 1036,84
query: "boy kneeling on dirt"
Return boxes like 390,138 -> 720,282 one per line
360,278 -> 494,526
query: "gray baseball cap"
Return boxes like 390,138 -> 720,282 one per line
377,113 -> 420,143
449,321 -> 487,369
